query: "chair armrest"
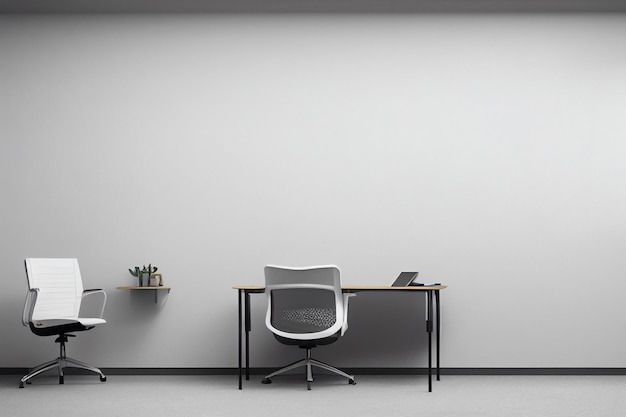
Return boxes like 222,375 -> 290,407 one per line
22,288 -> 39,326
341,293 -> 356,336
82,289 -> 107,318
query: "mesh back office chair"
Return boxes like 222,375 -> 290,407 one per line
20,258 -> 107,388
262,265 -> 356,390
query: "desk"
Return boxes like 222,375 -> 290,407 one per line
233,284 -> 446,391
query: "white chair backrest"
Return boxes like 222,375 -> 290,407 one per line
25,258 -> 83,321
264,265 -> 344,340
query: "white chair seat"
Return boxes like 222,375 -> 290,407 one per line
78,318 -> 106,327
31,318 -> 106,328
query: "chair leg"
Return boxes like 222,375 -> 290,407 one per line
310,358 -> 355,381
306,352 -> 313,390
263,358 -> 308,380
65,357 -> 107,381
20,358 -> 62,388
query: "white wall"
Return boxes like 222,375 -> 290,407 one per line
1,14 -> 625,370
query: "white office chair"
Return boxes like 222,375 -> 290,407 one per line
20,258 -> 107,388
262,265 -> 356,390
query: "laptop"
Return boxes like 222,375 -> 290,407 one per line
391,272 -> 421,287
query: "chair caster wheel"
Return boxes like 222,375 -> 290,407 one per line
100,376 -> 107,382
59,376 -> 64,385
349,379 -> 356,385
261,378 -> 272,384
19,382 -> 24,389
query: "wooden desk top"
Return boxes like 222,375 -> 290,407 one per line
344,285 -> 446,291
232,285 -> 447,291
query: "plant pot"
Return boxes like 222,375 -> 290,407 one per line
149,273 -> 162,287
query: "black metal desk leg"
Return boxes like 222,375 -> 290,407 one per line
427,290 -> 433,392
435,290 -> 441,381
238,289 -> 243,390
245,291 -> 251,380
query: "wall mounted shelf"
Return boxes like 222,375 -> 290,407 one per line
116,286 -> 171,303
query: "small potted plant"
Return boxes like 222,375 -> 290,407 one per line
128,264 -> 158,287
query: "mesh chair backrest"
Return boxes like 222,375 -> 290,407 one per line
25,258 -> 83,321
264,265 -> 343,340
270,288 -> 337,334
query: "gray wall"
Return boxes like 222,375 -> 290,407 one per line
1,13 -> 625,370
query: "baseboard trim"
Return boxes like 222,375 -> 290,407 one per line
2,367 -> 625,376
438,368 -> 626,375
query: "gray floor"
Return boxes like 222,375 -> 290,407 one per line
1,373 -> 624,417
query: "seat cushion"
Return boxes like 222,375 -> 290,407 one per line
29,317 -> 105,336
274,332 -> 340,347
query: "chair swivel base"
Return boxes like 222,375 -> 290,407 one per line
262,348 -> 356,390
19,356 -> 107,388
19,334 -> 106,388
